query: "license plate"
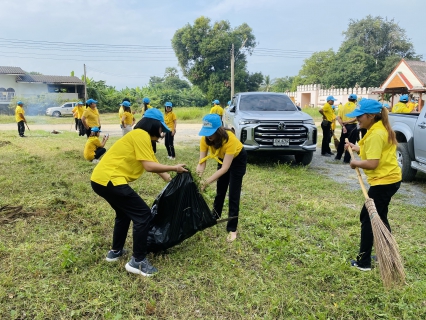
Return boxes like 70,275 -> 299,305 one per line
273,138 -> 289,146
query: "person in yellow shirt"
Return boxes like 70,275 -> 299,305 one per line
15,101 -> 27,137
210,99 -> 224,121
84,127 -> 109,163
391,95 -> 411,113
121,101 -> 135,136
82,98 -> 101,138
91,108 -> 188,276
406,99 -> 418,112
75,101 -> 85,136
196,114 -> 247,242
319,95 -> 337,156
335,94 -> 358,163
142,97 -> 156,152
345,99 -> 402,271
164,101 -> 177,159
72,104 -> 79,132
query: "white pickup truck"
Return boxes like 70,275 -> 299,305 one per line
45,102 -> 78,117
389,106 -> 426,181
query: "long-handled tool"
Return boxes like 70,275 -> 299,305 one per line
345,138 -> 405,288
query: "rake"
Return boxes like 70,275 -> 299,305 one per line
345,138 -> 405,288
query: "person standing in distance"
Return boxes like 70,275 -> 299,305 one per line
345,99 -> 401,271
91,108 -> 188,276
391,95 -> 412,113
15,101 -> 27,137
82,99 -> 101,138
196,114 -> 247,242
141,97 -> 157,153
121,101 -> 135,136
164,101 -> 177,160
210,99 -> 224,121
319,95 -> 337,156
335,94 -> 358,163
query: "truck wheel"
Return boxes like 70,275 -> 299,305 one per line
52,111 -> 61,117
397,142 -> 417,182
294,152 -> 313,166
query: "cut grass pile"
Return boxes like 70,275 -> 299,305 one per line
0,130 -> 425,319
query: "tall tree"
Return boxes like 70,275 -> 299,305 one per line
261,75 -> 273,92
172,16 -> 262,103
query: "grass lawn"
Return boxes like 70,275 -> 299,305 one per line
0,121 -> 425,319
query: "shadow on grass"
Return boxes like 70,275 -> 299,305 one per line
247,153 -> 297,167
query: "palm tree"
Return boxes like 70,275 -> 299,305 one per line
261,75 -> 273,92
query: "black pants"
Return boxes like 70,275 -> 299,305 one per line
213,149 -> 247,232
78,119 -> 85,136
85,127 -> 92,138
335,123 -> 358,162
321,121 -> 332,154
91,181 -> 153,261
357,181 -> 401,267
94,147 -> 106,159
165,132 -> 175,158
74,118 -> 79,130
17,121 -> 25,136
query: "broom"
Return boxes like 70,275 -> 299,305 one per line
345,138 -> 405,288
333,133 -> 340,150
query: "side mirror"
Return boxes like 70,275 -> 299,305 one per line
297,106 -> 302,111
229,106 -> 235,113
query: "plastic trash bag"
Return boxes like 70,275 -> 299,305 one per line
146,172 -> 217,253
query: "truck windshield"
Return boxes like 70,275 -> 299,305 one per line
239,94 -> 297,111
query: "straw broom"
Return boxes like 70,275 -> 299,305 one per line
345,138 -> 405,288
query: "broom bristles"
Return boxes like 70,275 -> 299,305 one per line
365,198 -> 405,288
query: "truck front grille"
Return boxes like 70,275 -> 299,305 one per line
254,122 -> 308,146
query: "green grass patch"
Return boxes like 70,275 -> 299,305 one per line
0,131 -> 425,319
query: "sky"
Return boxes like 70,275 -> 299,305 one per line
1,0 -> 425,90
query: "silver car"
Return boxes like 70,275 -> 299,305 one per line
46,102 -> 78,117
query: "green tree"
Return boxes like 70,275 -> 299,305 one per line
296,49 -> 335,85
261,75 -> 273,92
172,16 -> 262,104
271,76 -> 295,92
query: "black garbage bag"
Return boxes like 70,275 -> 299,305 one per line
146,172 -> 217,253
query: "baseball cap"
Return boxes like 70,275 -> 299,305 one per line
78,101 -> 83,105
214,99 -> 220,104
17,101 -> 23,105
122,101 -> 131,107
143,97 -> 150,103
143,108 -> 170,132
346,99 -> 383,117
348,94 -> 357,100
326,96 -> 337,102
165,101 -> 173,107
199,114 -> 222,136
86,98 -> 98,105
91,127 -> 101,132
399,94 -> 409,102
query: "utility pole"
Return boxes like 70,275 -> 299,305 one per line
83,64 -> 87,102
231,44 -> 235,100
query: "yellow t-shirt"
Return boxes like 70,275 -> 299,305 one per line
72,106 -> 78,118
91,129 -> 158,186
392,102 -> 410,113
210,105 -> 224,116
15,105 -> 25,122
141,104 -> 153,116
82,107 -> 100,127
122,111 -> 134,126
339,101 -> 357,123
406,102 -> 417,112
321,103 -> 334,122
118,106 -> 124,123
76,106 -> 84,119
164,111 -> 177,131
359,121 -> 401,186
199,131 -> 243,164
84,136 -> 102,161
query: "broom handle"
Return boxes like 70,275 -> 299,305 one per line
345,138 -> 369,200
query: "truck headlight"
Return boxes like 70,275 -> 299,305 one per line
239,119 -> 259,125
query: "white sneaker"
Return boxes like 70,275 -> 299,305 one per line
171,157 -> 175,160
167,156 -> 172,159
92,159 -> 100,164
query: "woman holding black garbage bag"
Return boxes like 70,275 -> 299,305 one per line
91,108 -> 187,276
196,114 -> 247,242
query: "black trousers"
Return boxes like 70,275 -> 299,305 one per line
357,181 -> 401,267
335,123 -> 358,162
213,149 -> 247,232
17,121 -> 25,136
165,132 -> 175,157
91,181 -> 153,261
85,127 -> 92,138
74,118 -> 79,130
78,119 -> 85,136
321,121 -> 332,154
94,147 -> 106,159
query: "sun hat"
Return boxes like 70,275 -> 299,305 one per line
165,101 -> 173,107
326,95 -> 337,102
198,114 -> 222,136
86,98 -> 98,105
346,99 -> 383,117
143,97 -> 150,103
143,108 -> 170,132
122,101 -> 131,107
91,127 -> 101,132
399,94 -> 409,102
348,94 -> 357,100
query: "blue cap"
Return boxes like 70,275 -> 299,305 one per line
326,96 -> 337,102
122,101 -> 131,107
199,114 -> 222,136
346,99 -> 383,117
78,101 -> 83,105
91,127 -> 101,132
86,98 -> 98,105
143,108 -> 170,132
400,94 -> 409,102
143,97 -> 150,103
165,101 -> 173,107
228,100 -> 231,105
17,101 -> 23,105
214,99 -> 220,104
348,94 -> 357,100
383,103 -> 390,108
